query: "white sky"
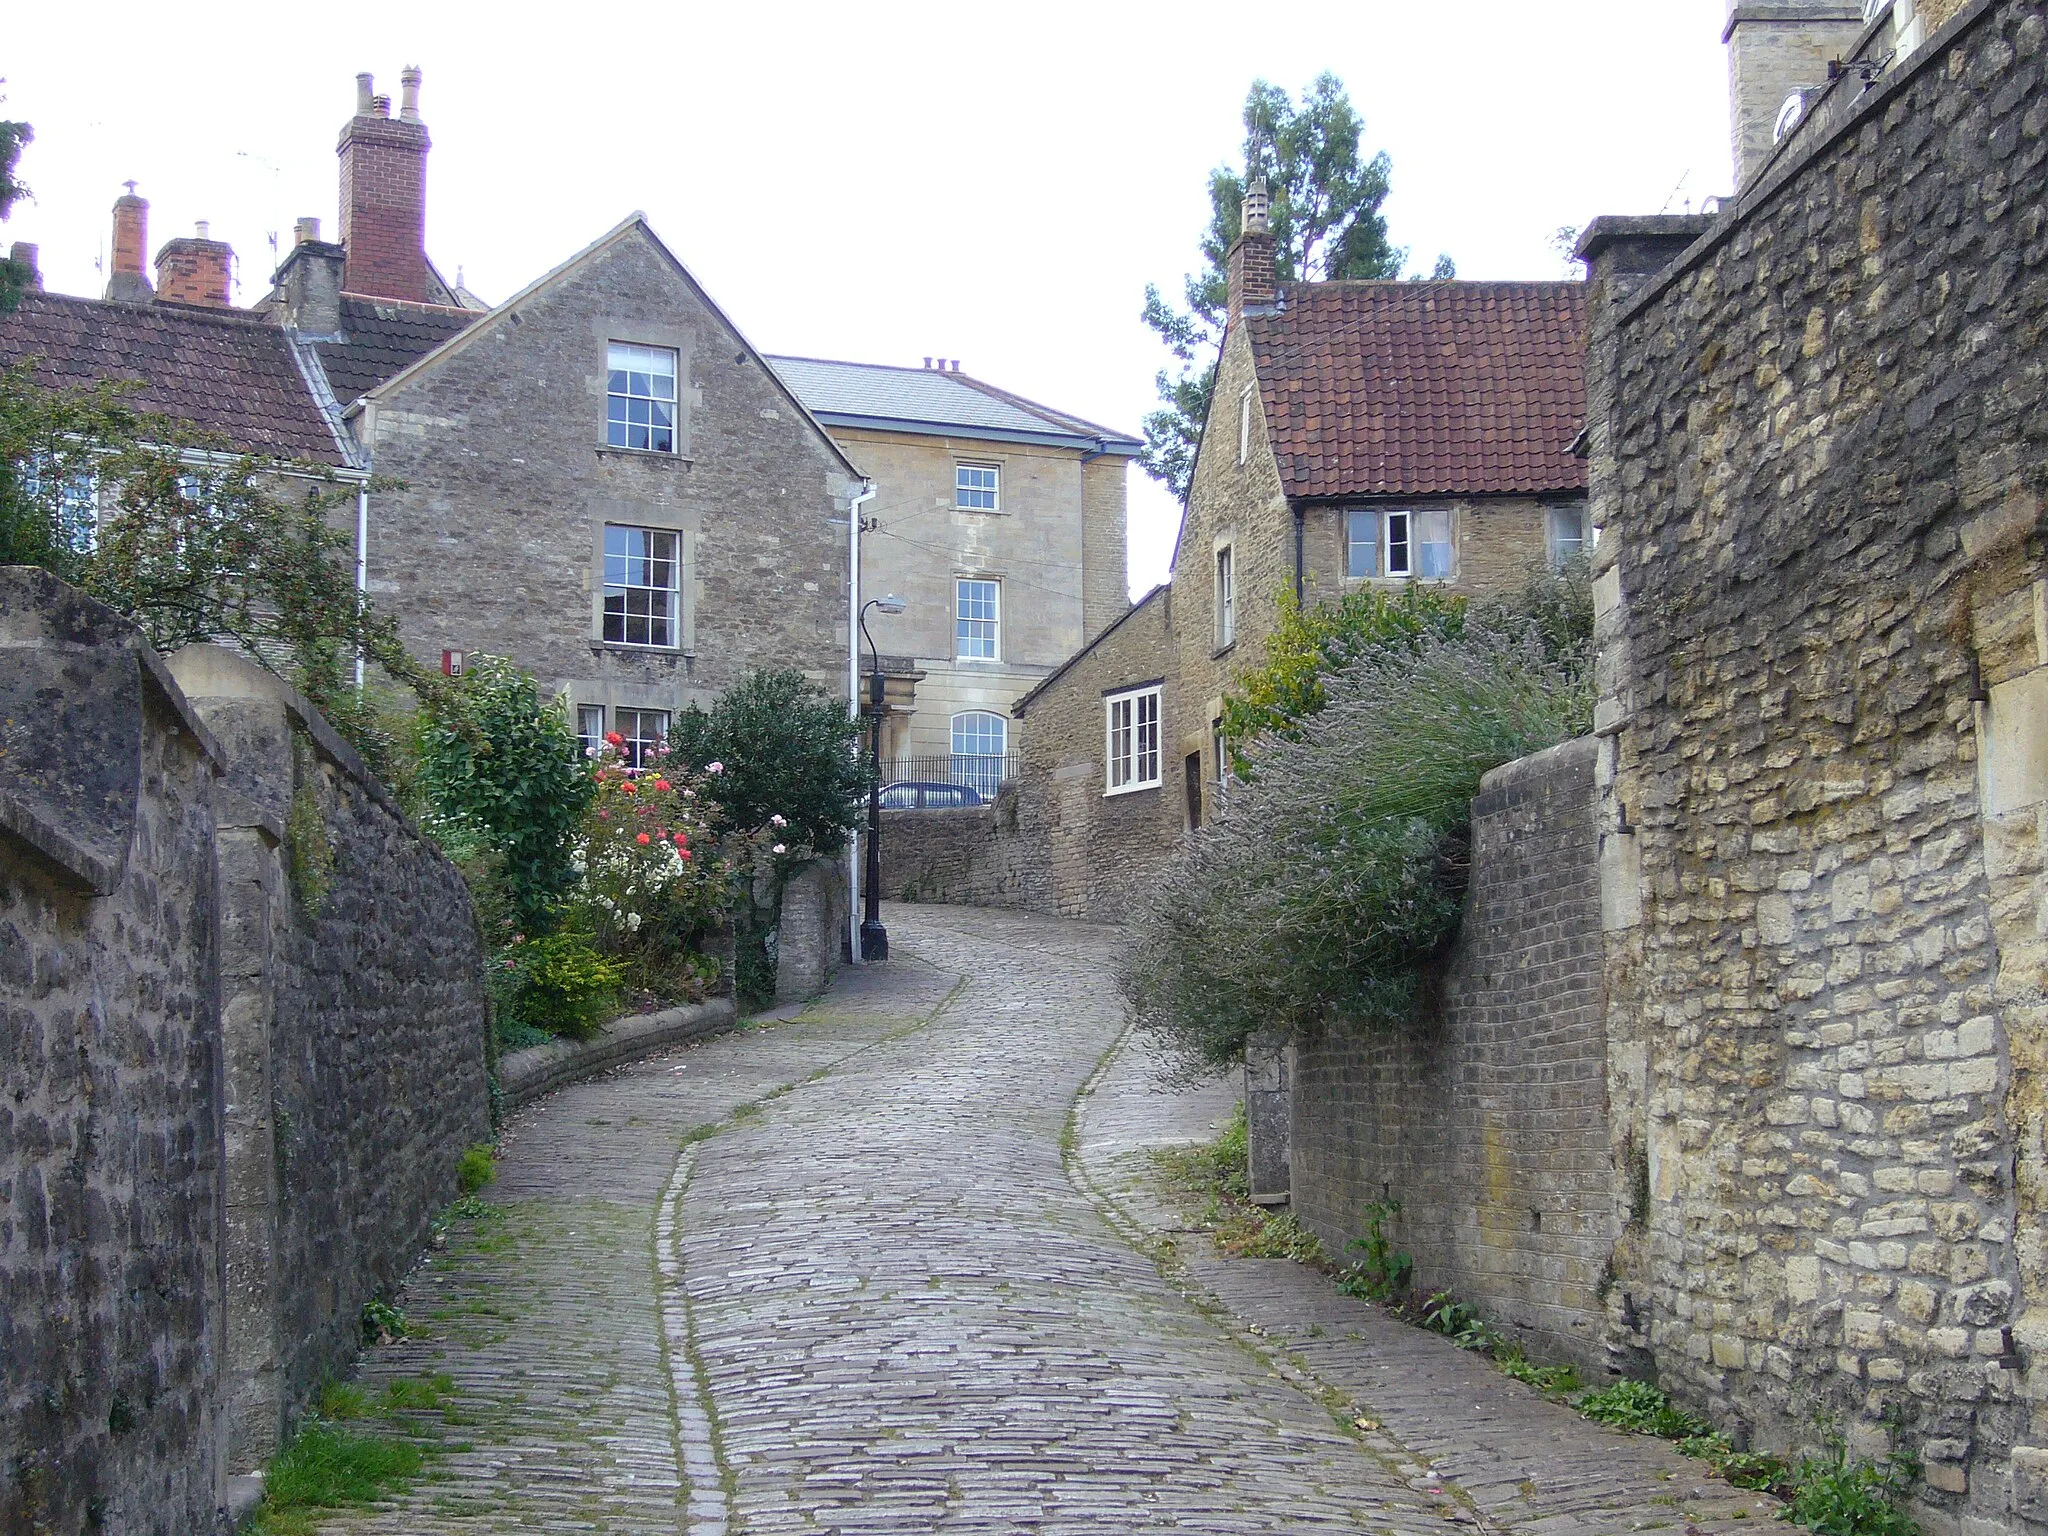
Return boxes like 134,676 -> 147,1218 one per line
3,1 -> 1733,597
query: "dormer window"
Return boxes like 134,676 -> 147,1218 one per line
606,342 -> 678,453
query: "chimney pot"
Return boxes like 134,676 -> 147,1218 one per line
356,73 -> 375,114
923,356 -> 932,369
1242,176 -> 1272,237
195,219 -> 210,240
371,95 -> 392,116
400,66 -> 422,122
294,216 -> 322,246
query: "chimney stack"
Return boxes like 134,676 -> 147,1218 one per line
9,243 -> 40,292
106,183 -> 154,302
337,68 -> 434,303
1724,2 -> 1865,187
1226,175 -> 1277,327
155,220 -> 234,307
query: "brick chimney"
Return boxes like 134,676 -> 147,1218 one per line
1724,2 -> 1865,187
106,183 -> 154,302
8,243 -> 41,292
155,221 -> 234,307
1226,176 -> 1277,327
337,68 -> 433,302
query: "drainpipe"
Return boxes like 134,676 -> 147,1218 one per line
354,481 -> 371,689
1293,505 -> 1305,606
845,478 -> 877,966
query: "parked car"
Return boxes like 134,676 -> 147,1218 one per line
879,781 -> 987,810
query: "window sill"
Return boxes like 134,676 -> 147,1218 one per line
1211,640 -> 1237,660
590,641 -> 693,659
1103,780 -> 1162,799
595,446 -> 693,465
1342,574 -> 1456,586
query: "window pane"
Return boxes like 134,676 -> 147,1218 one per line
1387,511 -> 1412,577
1416,509 -> 1453,580
1347,510 -> 1379,578
956,579 -> 999,659
603,523 -> 683,648
606,342 -> 681,453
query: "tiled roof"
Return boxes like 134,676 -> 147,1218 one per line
0,292 -> 347,465
766,355 -> 1142,453
315,296 -> 479,404
1245,282 -> 1587,500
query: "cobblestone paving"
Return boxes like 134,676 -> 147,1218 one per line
302,903 -> 1772,1534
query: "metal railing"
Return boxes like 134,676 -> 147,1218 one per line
879,753 -> 1020,798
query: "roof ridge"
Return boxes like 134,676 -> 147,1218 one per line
28,291 -> 293,332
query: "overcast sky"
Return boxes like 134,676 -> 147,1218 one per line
4,1 -> 1734,595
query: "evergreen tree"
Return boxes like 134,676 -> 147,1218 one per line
1140,75 -> 1451,500
0,83 -> 32,315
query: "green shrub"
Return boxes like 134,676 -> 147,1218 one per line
359,1299 -> 406,1345
1418,1289 -> 1502,1351
413,655 -> 593,930
499,930 -> 622,1040
456,1145 -> 496,1195
1120,627 -> 1592,1073
667,668 -> 870,855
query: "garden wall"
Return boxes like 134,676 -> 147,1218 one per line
1584,0 -> 2048,1519
0,569 -> 228,1536
879,798 -> 1034,910
1289,736 -> 1613,1373
166,644 -> 491,1469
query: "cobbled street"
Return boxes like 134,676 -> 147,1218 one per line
317,905 -> 1776,1534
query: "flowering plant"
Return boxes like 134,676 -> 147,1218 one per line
566,735 -> 736,999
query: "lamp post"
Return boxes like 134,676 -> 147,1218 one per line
858,594 -> 905,962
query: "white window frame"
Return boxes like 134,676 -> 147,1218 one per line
1104,684 -> 1163,796
955,461 -> 1001,512
1214,543 -> 1236,649
575,704 -> 606,760
950,710 -> 1009,796
605,341 -> 680,454
955,577 -> 1001,662
1346,508 -> 1379,580
1547,503 -> 1589,567
612,707 -> 670,770
1347,507 -> 1455,582
1237,385 -> 1255,466
602,524 -> 684,649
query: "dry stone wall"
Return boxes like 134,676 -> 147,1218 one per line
0,570 -> 227,1536
1587,1 -> 2048,1522
1290,737 -> 1613,1372
167,645 -> 491,1468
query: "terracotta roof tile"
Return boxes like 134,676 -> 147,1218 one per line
0,292 -> 345,465
1245,281 -> 1587,500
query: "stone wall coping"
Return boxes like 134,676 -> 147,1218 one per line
0,568 -> 223,893
1615,0 -> 2003,332
498,996 -> 738,1109
1721,1 -> 1866,42
1475,733 -> 1599,805
165,643 -> 419,837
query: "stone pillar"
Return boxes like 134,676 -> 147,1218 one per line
1723,2 -> 1866,187
1244,1032 -> 1292,1206
773,856 -> 849,1003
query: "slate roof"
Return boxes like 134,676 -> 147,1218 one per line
767,355 -> 1142,454
1245,282 -> 1587,500
0,292 -> 348,465
314,295 -> 480,404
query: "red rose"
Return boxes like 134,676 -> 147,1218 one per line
636,832 -> 651,845
653,779 -> 671,791
605,732 -> 624,747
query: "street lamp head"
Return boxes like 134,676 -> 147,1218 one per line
873,594 -> 907,615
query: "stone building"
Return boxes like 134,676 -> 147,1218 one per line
1577,0 -> 2048,1523
1003,197 -> 1588,917
766,355 -> 1139,792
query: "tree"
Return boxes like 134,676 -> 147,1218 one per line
0,365 -> 446,771
1,84 -> 32,315
667,669 -> 869,855
1140,75 -> 1453,501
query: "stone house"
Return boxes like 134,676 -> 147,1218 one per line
1002,200 -> 1588,917
765,355 -> 1139,794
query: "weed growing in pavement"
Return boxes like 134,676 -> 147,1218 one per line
1418,1289 -> 1505,1352
251,1421 -> 425,1535
1153,1104 -> 1332,1265
456,1144 -> 497,1195
1335,1200 -> 1411,1302
1578,1379 -> 1714,1439
360,1298 -> 407,1345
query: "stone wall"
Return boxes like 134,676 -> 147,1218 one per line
1290,737 -> 1613,1372
773,856 -> 849,1002
0,570 -> 227,1536
1587,1 -> 2048,1521
880,799 -> 1032,910
166,646 -> 491,1468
